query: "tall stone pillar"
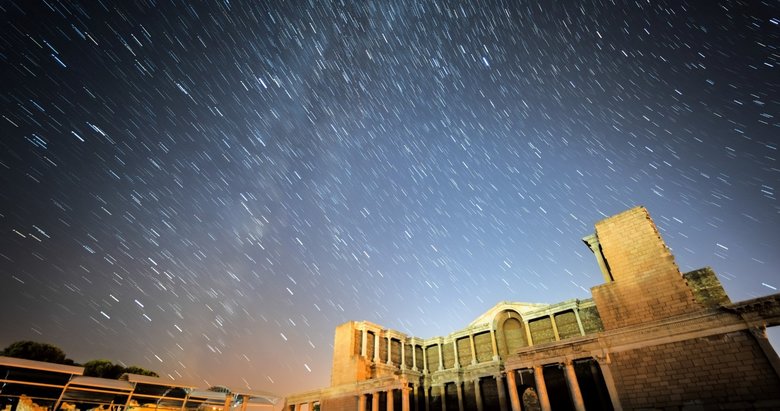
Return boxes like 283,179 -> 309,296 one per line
423,346 -> 428,373
453,340 -> 460,369
489,329 -> 499,361
506,370 -> 521,411
573,309 -> 585,336
523,321 -> 534,346
495,375 -> 508,411
401,340 -> 407,369
437,342 -> 444,371
387,337 -> 393,365
533,365 -> 551,411
412,343 -> 418,371
372,392 -> 380,411
402,386 -> 411,411
455,381 -> 464,411
358,393 -> 367,411
438,385 -> 447,411
473,379 -> 483,411
595,354 -> 623,411
563,360 -> 586,411
468,334 -> 477,365
550,315 -> 560,341
374,332 -> 381,363
424,385 -> 430,411
387,389 -> 394,411
222,395 -> 232,411
361,327 -> 368,357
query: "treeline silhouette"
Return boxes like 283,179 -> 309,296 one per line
2,340 -> 158,378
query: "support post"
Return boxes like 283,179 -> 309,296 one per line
533,365 -> 551,411
372,392 -> 380,411
437,342 -> 444,371
361,326 -> 368,357
550,315 -> 560,341
563,360 -> 586,411
387,389 -> 394,411
524,321 -> 534,346
495,375 -> 508,411
402,386 -> 411,411
506,370 -> 521,411
595,354 -> 623,411
388,336 -> 393,365
489,329 -> 499,361
473,379 -> 483,411
358,393 -> 367,411
573,308 -> 585,336
469,334 -> 477,365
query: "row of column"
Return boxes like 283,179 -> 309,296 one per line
357,387 -> 411,411
401,360 -> 618,411
359,310 -> 587,372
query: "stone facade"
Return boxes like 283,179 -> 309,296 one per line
285,207 -> 780,410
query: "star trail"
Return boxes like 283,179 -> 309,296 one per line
1,0 -> 778,396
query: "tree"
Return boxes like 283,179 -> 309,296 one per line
83,359 -> 125,379
123,365 -> 159,377
1,341 -> 74,364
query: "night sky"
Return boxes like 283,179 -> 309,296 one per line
1,0 -> 778,397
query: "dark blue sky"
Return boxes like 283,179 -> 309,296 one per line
1,0 -> 778,396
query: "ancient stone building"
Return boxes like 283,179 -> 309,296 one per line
285,207 -> 780,410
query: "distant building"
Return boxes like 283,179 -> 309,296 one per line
285,206 -> 780,410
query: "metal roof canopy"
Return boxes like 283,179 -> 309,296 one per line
0,356 -> 278,409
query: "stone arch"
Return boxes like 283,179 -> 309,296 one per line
494,309 -> 528,358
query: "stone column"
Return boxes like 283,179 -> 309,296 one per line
374,332 -> 381,363
473,379 -> 483,411
358,393 -> 367,411
550,315 -> 560,341
595,355 -> 623,411
401,340 -> 407,369
455,381 -> 464,411
563,360 -> 586,411
361,327 -> 368,357
523,321 -> 534,346
533,365 -> 551,411
453,340 -> 460,369
506,371 -> 521,411
402,386 -> 411,411
573,309 -> 585,336
424,385 -> 430,411
372,392 -> 380,411
437,342 -> 444,371
387,336 -> 393,365
423,346 -> 428,373
307,402 -> 315,411
222,395 -> 232,411
387,389 -> 394,411
412,343 -> 418,371
495,375 -> 508,411
469,334 -> 477,365
489,329 -> 499,361
439,385 -> 447,411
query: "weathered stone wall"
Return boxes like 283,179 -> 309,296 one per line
442,341 -> 455,369
320,395 -> 356,411
578,305 -> 603,333
331,322 -> 371,386
610,330 -> 780,409
684,266 -> 731,307
390,339 -> 401,366
474,332 -> 492,362
592,206 -> 699,330
554,310 -> 579,340
457,337 -> 470,365
426,345 -> 439,371
529,317 -> 555,344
